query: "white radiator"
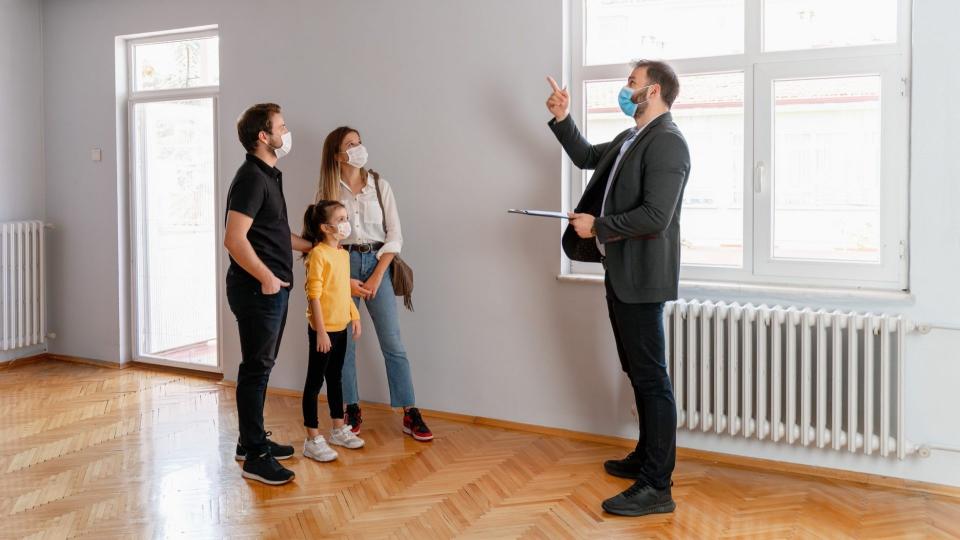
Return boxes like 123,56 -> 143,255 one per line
0,220 -> 46,351
665,300 -> 916,459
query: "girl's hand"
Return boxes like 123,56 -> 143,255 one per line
351,320 -> 362,340
351,279 -> 373,299
317,332 -> 333,353
363,273 -> 383,300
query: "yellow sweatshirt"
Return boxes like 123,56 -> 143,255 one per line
304,243 -> 360,332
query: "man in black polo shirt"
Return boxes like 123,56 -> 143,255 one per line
224,103 -> 312,485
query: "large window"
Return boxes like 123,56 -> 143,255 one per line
126,29 -> 221,370
568,0 -> 910,290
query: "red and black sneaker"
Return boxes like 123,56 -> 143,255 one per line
345,403 -> 362,434
402,407 -> 433,442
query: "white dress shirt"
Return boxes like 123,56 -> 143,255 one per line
338,172 -> 403,259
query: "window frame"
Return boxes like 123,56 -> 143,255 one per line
564,0 -> 911,291
124,28 -> 223,374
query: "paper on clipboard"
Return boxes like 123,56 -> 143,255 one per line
507,209 -> 569,219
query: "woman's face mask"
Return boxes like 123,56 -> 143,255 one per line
343,144 -> 368,168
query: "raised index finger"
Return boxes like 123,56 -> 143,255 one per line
547,76 -> 561,93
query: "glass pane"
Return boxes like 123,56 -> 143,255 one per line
763,0 -> 898,52
772,76 -> 881,263
585,0 -> 744,65
585,73 -> 745,268
133,99 -> 218,366
673,73 -> 744,267
134,36 -> 219,91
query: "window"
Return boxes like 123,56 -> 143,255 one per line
125,29 -> 220,370
567,0 -> 910,290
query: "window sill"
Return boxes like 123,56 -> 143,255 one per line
557,273 -> 914,305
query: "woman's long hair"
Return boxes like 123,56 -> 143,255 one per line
317,126 -> 364,202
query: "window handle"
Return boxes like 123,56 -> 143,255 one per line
754,161 -> 766,193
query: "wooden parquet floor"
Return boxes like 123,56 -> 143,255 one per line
1,360 -> 959,539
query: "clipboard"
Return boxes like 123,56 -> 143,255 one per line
507,209 -> 569,219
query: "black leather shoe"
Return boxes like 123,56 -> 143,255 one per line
602,481 -> 676,517
603,451 -> 645,479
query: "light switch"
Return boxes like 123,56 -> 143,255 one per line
91,148 -> 102,162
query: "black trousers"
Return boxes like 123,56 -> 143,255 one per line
227,285 -> 289,457
605,277 -> 677,490
303,327 -> 347,429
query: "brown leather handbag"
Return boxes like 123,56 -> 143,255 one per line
370,170 -> 414,311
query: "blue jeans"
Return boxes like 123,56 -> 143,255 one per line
341,251 -> 416,408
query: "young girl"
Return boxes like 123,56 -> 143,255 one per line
300,200 -> 365,462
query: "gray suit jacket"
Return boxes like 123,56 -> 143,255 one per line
549,112 -> 690,303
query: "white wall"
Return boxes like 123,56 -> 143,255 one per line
0,0 -> 45,363
0,0 -> 44,223
40,0 -> 960,486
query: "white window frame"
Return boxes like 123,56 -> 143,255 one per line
124,27 -> 223,374
563,0 -> 911,292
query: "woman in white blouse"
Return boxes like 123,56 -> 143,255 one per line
315,127 -> 433,442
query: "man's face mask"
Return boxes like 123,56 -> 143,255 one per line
273,131 -> 293,159
618,84 -> 654,118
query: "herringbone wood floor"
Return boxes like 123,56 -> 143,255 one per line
1,361 -> 958,539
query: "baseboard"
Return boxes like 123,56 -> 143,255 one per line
0,353 -> 49,371
46,353 -> 130,369
674,447 -> 960,499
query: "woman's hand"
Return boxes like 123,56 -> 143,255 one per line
363,272 -> 384,300
351,279 -> 373,299
317,332 -> 333,353
351,320 -> 362,340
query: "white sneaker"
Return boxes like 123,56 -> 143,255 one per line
303,436 -> 338,462
329,425 -> 365,449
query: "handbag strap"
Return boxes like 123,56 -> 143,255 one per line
369,169 -> 389,237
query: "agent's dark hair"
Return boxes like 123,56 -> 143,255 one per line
301,200 -> 346,256
632,59 -> 680,108
237,103 -> 282,153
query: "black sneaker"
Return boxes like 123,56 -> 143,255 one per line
345,404 -> 363,434
241,452 -> 295,486
601,481 -> 675,517
603,450 -> 645,479
235,431 -> 295,461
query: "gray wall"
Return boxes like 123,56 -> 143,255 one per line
38,0 -> 960,486
0,0 -> 44,221
0,0 -> 45,364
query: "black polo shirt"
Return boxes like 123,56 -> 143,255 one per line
225,154 -> 293,289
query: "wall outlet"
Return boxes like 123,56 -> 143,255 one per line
91,148 -> 102,162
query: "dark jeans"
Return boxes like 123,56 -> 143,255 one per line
303,327 -> 347,429
605,277 -> 677,490
227,284 -> 290,456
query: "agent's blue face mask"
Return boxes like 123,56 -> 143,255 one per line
618,84 -> 654,117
